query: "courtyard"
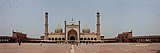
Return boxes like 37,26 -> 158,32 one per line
0,43 -> 160,53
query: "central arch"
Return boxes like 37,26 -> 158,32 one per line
68,29 -> 77,40
70,36 -> 75,40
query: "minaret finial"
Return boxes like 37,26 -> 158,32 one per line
97,11 -> 100,15
85,23 -> 87,26
45,10 -> 48,15
45,10 -> 48,12
57,24 -> 60,27
72,18 -> 73,21
12,30 -> 14,33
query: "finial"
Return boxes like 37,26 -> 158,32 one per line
45,10 -> 48,15
57,24 -> 60,27
72,18 -> 73,21
97,11 -> 100,15
12,30 -> 14,32
85,23 -> 87,26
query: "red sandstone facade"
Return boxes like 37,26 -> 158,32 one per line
43,12 -> 102,43
117,31 -> 132,42
0,11 -> 160,43
12,31 -> 27,42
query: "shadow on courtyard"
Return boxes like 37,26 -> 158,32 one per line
157,50 -> 160,53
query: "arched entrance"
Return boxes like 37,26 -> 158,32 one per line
70,36 -> 75,40
67,29 -> 77,43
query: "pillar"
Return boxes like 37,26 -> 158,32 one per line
96,12 -> 101,40
44,12 -> 48,40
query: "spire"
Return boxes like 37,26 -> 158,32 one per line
58,24 -> 59,26
44,11 -> 49,40
45,11 -> 48,15
96,11 -> 100,34
96,11 -> 101,40
131,30 -> 132,33
97,11 -> 100,15
57,24 -> 60,27
85,23 -> 88,27
12,30 -> 14,33
72,18 -> 73,21
45,10 -> 48,15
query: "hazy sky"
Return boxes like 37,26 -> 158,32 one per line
0,0 -> 160,38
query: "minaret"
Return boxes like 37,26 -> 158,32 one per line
44,12 -> 48,40
96,12 -> 100,40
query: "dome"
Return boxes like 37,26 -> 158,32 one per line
55,24 -> 63,33
97,11 -> 100,14
82,24 -> 90,33
45,11 -> 48,15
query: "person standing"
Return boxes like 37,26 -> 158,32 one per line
18,39 -> 22,46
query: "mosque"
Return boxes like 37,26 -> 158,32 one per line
0,11 -> 160,43
43,12 -> 103,43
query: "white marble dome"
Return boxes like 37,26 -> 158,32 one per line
55,24 -> 63,33
82,24 -> 90,33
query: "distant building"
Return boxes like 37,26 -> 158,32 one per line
43,12 -> 102,43
1,11 -> 160,43
0,36 -> 15,43
116,31 -> 160,43
0,31 -> 27,43
131,35 -> 160,43
117,31 -> 132,42
0,31 -> 43,43
102,38 -> 118,43
12,31 -> 27,42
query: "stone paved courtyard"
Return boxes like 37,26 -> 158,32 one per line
0,43 -> 160,53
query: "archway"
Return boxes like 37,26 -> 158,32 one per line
70,36 -> 75,40
68,29 -> 77,44
68,29 -> 77,40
